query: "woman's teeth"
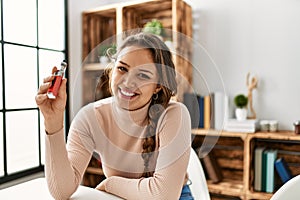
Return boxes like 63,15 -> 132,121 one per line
120,89 -> 135,97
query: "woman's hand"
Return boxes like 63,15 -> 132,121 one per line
35,67 -> 67,134
95,179 -> 107,191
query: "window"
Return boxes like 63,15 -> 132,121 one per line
0,0 -> 68,183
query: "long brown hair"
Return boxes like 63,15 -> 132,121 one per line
96,32 -> 177,177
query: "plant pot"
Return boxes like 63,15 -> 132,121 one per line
99,56 -> 110,64
235,108 -> 247,121
164,40 -> 174,51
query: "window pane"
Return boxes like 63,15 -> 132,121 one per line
6,110 -> 39,174
38,0 -> 65,50
3,0 -> 37,46
0,113 -> 3,176
39,50 -> 65,85
4,45 -> 37,109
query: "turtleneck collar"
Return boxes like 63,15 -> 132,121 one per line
111,97 -> 151,138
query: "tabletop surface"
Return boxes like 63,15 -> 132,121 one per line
0,178 -> 123,200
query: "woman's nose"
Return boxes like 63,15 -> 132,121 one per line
122,72 -> 137,88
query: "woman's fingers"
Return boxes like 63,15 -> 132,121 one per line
58,78 -> 67,95
52,66 -> 58,74
43,75 -> 55,83
35,93 -> 48,105
43,66 -> 58,83
38,82 -> 51,94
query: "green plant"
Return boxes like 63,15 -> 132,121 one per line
143,19 -> 164,36
234,94 -> 248,108
98,43 -> 117,57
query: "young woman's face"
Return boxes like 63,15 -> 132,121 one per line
111,46 -> 160,110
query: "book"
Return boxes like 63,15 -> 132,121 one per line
261,150 -> 267,192
275,157 -> 293,184
224,119 -> 259,133
197,95 -> 204,128
213,92 -> 229,130
254,147 -> 265,191
204,95 -> 211,129
262,149 -> 278,193
201,152 -> 223,183
183,93 -> 200,129
210,93 -> 215,129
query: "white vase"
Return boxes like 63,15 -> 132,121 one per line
164,40 -> 174,51
235,108 -> 247,121
99,56 -> 109,64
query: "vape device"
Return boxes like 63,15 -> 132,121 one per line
47,60 -> 67,99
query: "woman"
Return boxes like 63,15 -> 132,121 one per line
36,32 -> 193,200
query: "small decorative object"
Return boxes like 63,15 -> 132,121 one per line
246,72 -> 258,119
234,94 -> 248,121
269,120 -> 278,132
143,19 -> 165,39
98,43 -> 117,64
260,120 -> 269,131
294,120 -> 300,134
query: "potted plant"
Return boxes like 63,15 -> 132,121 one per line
143,19 -> 165,39
234,94 -> 248,121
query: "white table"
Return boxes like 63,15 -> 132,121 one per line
0,178 -> 123,200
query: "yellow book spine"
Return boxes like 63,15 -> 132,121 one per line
204,95 -> 211,129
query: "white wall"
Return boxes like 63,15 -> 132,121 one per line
69,0 -> 300,130
190,0 -> 300,130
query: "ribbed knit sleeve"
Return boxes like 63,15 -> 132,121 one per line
102,102 -> 192,199
45,104 -> 96,200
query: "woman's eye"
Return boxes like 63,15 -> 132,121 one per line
117,66 -> 127,72
137,73 -> 150,79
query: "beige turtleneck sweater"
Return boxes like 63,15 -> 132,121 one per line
45,97 -> 191,200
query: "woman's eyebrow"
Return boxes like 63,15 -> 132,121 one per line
119,60 -> 130,67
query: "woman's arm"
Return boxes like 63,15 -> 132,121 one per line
45,124 -> 94,200
48,103 -> 98,199
36,69 -> 94,199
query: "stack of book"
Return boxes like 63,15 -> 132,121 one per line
254,147 -> 293,193
224,119 -> 259,133
183,92 -> 228,130
254,148 -> 278,193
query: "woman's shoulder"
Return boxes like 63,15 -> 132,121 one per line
76,97 -> 113,116
161,100 -> 190,121
93,96 -> 113,109
166,100 -> 189,113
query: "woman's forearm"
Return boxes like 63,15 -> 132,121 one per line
45,129 -> 80,199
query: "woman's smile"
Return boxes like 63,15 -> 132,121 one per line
118,87 -> 138,99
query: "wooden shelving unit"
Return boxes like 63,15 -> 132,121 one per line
192,129 -> 300,200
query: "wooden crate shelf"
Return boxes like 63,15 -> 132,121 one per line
207,179 -> 244,198
85,167 -> 104,176
192,129 -> 300,200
